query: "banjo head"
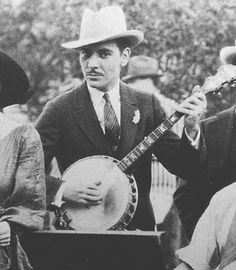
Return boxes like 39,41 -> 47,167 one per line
56,156 -> 138,231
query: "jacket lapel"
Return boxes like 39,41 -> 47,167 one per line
117,83 -> 138,159
72,82 -> 112,155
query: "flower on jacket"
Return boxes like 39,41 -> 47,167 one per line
132,110 -> 140,124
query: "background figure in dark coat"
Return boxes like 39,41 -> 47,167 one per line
174,42 -> 236,240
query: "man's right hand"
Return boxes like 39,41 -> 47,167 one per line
63,180 -> 103,205
0,221 -> 11,247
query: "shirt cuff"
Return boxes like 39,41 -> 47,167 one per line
184,128 -> 200,149
176,246 -> 210,270
51,182 -> 66,208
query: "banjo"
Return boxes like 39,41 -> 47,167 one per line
51,64 -> 236,231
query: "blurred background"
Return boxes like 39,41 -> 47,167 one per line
1,0 -> 236,269
2,0 -> 236,121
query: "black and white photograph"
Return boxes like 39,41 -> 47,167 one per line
1,0 -> 236,269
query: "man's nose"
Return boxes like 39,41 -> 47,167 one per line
87,54 -> 99,68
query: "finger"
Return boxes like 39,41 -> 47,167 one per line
0,242 -> 10,247
192,93 -> 207,105
180,98 -> 206,113
181,101 -> 205,113
184,94 -> 206,106
0,238 -> 10,244
86,189 -> 103,197
94,180 -> 102,186
88,184 -> 101,190
176,106 -> 202,117
0,234 -> 10,240
85,199 -> 103,205
80,198 -> 102,205
191,85 -> 201,94
80,192 -> 103,201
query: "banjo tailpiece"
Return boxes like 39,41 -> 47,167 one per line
52,206 -> 74,230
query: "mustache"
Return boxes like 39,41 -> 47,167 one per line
86,69 -> 103,76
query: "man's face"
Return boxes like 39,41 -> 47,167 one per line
79,40 -> 129,92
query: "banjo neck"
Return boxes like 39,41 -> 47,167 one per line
117,63 -> 236,172
117,111 -> 183,172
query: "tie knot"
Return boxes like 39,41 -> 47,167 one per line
103,93 -> 110,101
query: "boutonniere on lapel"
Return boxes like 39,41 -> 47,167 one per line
132,110 -> 140,124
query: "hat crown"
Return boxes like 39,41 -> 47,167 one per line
61,5 -> 143,49
127,56 -> 159,77
80,7 -> 127,42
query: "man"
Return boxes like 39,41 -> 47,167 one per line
36,4 -> 206,230
35,5 -> 205,232
173,42 -> 236,269
174,40 -> 236,240
34,5 -> 206,270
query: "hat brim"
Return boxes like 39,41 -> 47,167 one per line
61,30 -> 144,49
122,72 -> 163,83
219,46 -> 236,65
0,50 -> 30,108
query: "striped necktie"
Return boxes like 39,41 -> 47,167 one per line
103,93 -> 120,152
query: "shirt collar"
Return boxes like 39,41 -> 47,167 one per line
87,81 -> 120,105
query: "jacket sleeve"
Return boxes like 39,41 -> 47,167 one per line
0,126 -> 46,231
151,93 -> 202,180
173,178 -> 207,240
35,100 -> 64,205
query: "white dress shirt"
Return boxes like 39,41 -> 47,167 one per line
87,81 -> 121,133
176,182 -> 236,270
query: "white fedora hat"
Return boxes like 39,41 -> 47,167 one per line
220,40 -> 236,65
61,6 -> 144,49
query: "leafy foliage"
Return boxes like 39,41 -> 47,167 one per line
1,0 -> 236,120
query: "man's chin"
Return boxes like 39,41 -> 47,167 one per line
87,81 -> 106,91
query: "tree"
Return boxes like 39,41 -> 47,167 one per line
1,0 -> 236,120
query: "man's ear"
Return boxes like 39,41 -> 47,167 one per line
120,47 -> 131,67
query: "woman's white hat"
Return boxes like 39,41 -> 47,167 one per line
61,6 -> 144,49
220,41 -> 236,65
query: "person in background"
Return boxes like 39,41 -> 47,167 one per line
122,55 -> 187,269
174,40 -> 236,241
174,182 -> 236,270
122,55 -> 182,132
174,42 -> 236,270
0,50 -> 46,270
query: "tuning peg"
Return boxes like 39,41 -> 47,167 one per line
230,82 -> 236,88
212,90 -> 222,96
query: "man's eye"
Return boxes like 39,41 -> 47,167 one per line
100,52 -> 110,58
80,50 -> 90,58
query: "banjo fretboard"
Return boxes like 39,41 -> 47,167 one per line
117,111 -> 183,172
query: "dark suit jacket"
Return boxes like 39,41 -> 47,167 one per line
174,105 -> 236,239
36,81 -> 199,231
